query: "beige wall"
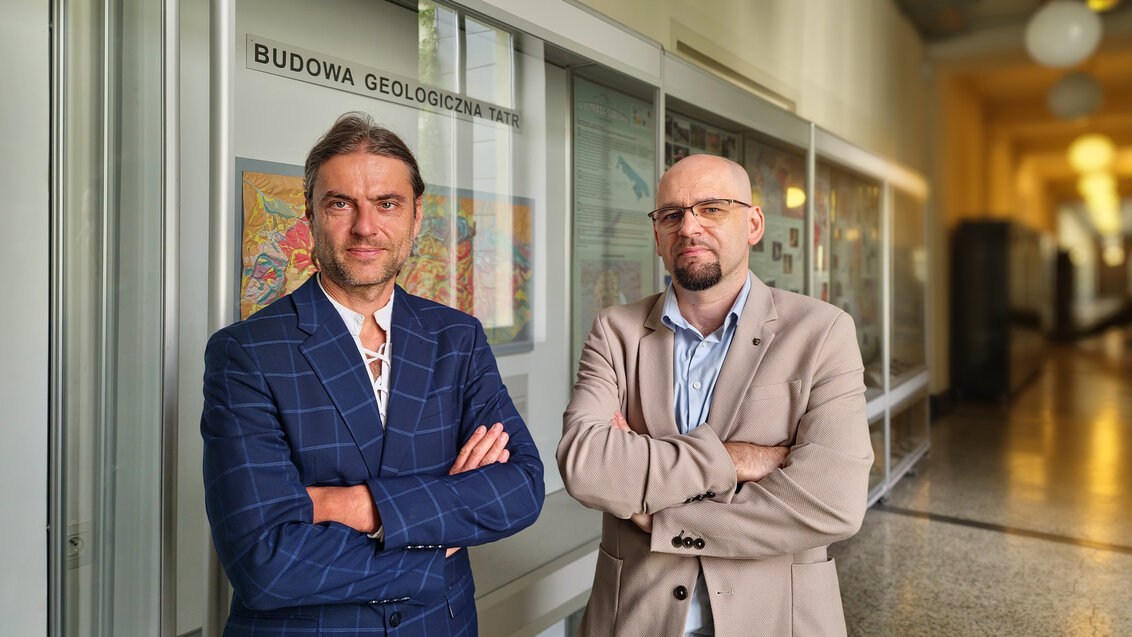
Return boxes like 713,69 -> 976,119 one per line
577,0 -> 930,172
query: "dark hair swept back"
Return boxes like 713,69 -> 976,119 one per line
303,111 -> 425,205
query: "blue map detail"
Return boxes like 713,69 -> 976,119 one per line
617,156 -> 650,200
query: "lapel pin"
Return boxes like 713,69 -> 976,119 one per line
752,338 -> 761,346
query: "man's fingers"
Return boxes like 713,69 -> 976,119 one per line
611,411 -> 631,432
450,425 -> 487,474
478,427 -> 509,467
498,448 -> 510,464
450,423 -> 508,475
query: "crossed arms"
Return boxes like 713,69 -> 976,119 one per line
202,324 -> 544,611
558,310 -> 873,560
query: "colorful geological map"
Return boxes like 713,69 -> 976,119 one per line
239,168 -> 532,348
240,171 -> 316,319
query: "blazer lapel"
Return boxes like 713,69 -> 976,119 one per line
379,288 -> 438,476
638,294 -> 679,438
294,277 -> 385,476
707,274 -> 778,440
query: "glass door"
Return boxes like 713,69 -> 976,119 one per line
52,0 -> 173,634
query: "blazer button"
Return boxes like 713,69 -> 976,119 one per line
682,537 -> 694,548
694,538 -> 705,550
672,536 -> 683,548
673,585 -> 688,600
389,611 -> 402,627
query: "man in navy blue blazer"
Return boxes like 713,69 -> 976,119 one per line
202,112 -> 545,636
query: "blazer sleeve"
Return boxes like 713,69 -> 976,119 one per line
202,330 -> 446,612
558,311 -> 738,519
366,320 -> 545,551
648,312 -> 874,559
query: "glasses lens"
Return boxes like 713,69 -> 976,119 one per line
691,200 -> 732,227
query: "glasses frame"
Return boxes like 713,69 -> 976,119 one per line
647,198 -> 752,230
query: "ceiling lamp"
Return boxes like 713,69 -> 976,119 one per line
1102,237 -> 1125,268
1047,72 -> 1103,120
1067,133 -> 1116,173
1025,1 -> 1103,68
1087,0 -> 1122,11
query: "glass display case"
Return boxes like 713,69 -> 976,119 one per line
890,390 -> 930,477
745,137 -> 808,294
820,162 -> 884,401
891,188 -> 928,385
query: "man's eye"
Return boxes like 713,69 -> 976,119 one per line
328,201 -> 349,210
701,207 -> 723,214
661,211 -> 683,223
379,201 -> 398,211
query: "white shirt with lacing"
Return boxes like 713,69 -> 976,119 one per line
317,274 -> 394,424
316,274 -> 394,542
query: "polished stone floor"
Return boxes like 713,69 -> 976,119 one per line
831,326 -> 1132,637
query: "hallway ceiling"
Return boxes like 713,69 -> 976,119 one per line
909,1 -> 1132,221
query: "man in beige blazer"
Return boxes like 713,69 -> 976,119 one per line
559,154 -> 873,636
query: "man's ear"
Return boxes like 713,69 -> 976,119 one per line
748,205 -> 765,247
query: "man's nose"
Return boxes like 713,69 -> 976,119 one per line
677,208 -> 704,235
352,203 -> 380,236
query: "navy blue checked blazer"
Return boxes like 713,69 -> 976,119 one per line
202,277 -> 545,636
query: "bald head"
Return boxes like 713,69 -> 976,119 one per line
656,154 -> 751,209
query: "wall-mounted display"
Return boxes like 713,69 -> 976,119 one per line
238,159 -> 312,319
664,112 -> 741,168
572,75 -> 657,359
746,138 -> 807,294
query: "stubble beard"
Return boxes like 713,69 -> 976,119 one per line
314,234 -> 409,291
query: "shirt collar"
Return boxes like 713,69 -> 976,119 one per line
317,273 -> 395,338
661,272 -> 752,338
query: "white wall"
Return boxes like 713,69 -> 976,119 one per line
0,0 -> 49,632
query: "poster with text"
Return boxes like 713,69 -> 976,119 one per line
572,76 -> 658,364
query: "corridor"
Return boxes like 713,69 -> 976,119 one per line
832,326 -> 1132,636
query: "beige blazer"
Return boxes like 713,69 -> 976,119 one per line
559,273 -> 873,637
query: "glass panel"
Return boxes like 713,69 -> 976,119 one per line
813,166 -> 831,302
663,111 -> 742,168
890,394 -> 929,473
59,0 -> 165,633
868,415 -> 886,493
891,189 -> 927,383
571,73 -> 658,364
823,162 -> 883,400
745,137 -> 807,294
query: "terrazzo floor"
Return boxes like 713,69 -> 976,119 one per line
831,325 -> 1132,636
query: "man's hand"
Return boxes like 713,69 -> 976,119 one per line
723,442 -> 790,483
611,411 -> 632,432
630,513 -> 653,533
307,484 -> 381,534
443,423 -> 511,557
449,423 -> 510,475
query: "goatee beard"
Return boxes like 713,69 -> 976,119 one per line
673,261 -> 722,291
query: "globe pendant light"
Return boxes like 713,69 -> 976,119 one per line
1025,1 -> 1103,68
1047,71 -> 1103,119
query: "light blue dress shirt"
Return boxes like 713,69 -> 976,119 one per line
660,273 -> 752,635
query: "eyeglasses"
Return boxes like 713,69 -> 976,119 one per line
647,198 -> 750,232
